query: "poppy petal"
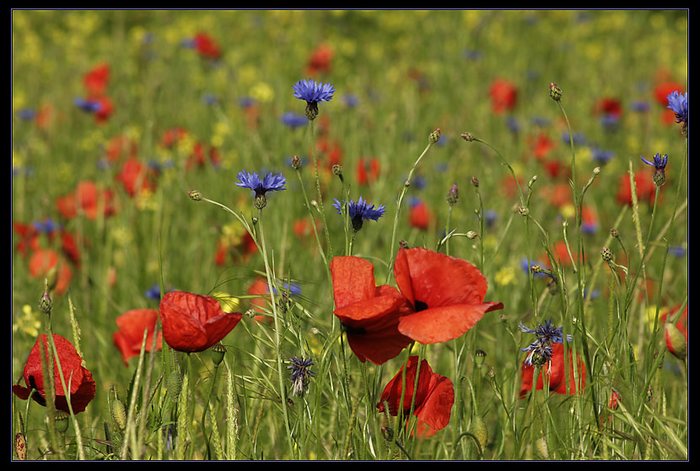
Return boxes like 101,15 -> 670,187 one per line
414,374 -> 454,438
378,356 -> 433,415
398,302 -> 503,344
394,248 -> 488,308
12,384 -> 31,400
331,256 -> 376,309
334,293 -> 404,323
346,325 -> 412,365
204,313 -> 243,347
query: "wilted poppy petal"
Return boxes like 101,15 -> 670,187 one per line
12,385 -> 31,400
398,302 -> 503,344
331,256 -> 376,309
414,374 -> 454,438
394,248 -> 488,308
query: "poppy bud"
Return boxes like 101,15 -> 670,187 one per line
188,189 -> 202,201
39,288 -> 52,315
466,231 -> 479,240
610,228 -> 619,238
15,432 -> 26,460
332,164 -> 344,183
665,322 -> 687,359
429,128 -> 441,144
535,437 -> 550,459
470,416 -> 488,450
518,206 -> 529,216
111,397 -> 127,431
55,411 -> 70,433
593,167 -> 601,176
528,175 -> 538,189
210,343 -> 227,366
549,82 -> 562,102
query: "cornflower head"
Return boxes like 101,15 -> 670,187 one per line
666,91 -> 687,136
293,79 -> 335,120
287,356 -> 315,396
640,153 -> 668,187
333,196 -> 385,232
74,98 -> 102,113
520,319 -> 572,368
235,170 -> 287,209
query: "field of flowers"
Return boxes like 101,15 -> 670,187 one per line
12,10 -> 687,461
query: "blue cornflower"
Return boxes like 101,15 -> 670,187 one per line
408,196 -> 422,208
641,153 -> 668,186
273,282 -> 302,297
521,258 -> 549,279
631,101 -> 650,113
145,284 -> 162,301
287,356 -> 315,396
531,116 -> 551,127
17,108 -> 36,121
32,218 -> 59,234
669,245 -> 686,258
463,49 -> 483,61
519,319 -> 572,367
342,94 -> 359,108
600,114 -> 620,132
667,91 -> 687,135
74,98 -> 102,113
180,38 -> 195,48
436,134 -> 448,147
333,196 -> 385,232
202,93 -> 219,106
293,79 -> 335,120
581,222 -> 599,235
583,288 -> 600,300
236,170 -> 287,209
280,112 -> 308,129
591,148 -> 615,165
412,175 -> 427,190
506,116 -> 521,134
485,210 -> 498,228
238,96 -> 256,108
562,132 -> 586,146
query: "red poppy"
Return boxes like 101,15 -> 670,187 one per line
293,218 -> 321,240
593,97 -> 623,118
105,134 -> 138,163
185,142 -> 221,170
113,309 -> 162,365
357,158 -> 381,186
654,81 -> 685,125
530,133 -> 556,161
500,175 -> 525,200
159,291 -> 242,352
84,63 -> 110,98
331,256 -> 413,365
519,342 -> 586,397
393,248 -> 503,344
116,158 -> 157,197
489,79 -> 518,114
306,44 -> 333,76
316,137 -> 343,170
245,278 -> 274,324
161,127 -> 188,148
377,356 -> 454,438
36,104 -> 54,130
93,96 -> 114,123
13,334 -> 96,413
542,183 -> 571,208
544,159 -> 570,180
214,232 -> 257,267
616,169 -> 656,206
661,304 -> 687,359
56,181 -> 116,220
13,222 -> 41,257
409,200 -> 432,231
60,230 -> 82,267
193,32 -> 222,60
608,389 -> 621,410
28,249 -> 73,295
548,240 -> 584,267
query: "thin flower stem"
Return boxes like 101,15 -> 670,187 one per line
387,142 -> 433,282
445,206 -> 453,256
473,138 -> 526,207
256,209 -> 295,457
294,170 -> 331,286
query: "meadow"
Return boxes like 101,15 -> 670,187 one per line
11,10 -> 688,461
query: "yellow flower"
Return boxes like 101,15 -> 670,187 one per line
135,189 -> 158,212
560,204 -> 576,220
211,292 -> 241,314
494,266 -> 516,287
250,82 -> 274,103
645,306 -> 671,332
14,305 -> 41,338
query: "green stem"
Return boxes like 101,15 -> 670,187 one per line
294,169 -> 331,284
256,209 -> 295,457
386,142 -> 433,282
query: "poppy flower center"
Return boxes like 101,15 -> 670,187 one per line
414,300 -> 429,312
342,324 -> 366,335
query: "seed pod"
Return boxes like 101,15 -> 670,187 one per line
111,397 -> 127,431
470,416 -> 488,450
429,128 -> 441,144
15,433 -> 26,460
55,411 -> 70,433
210,343 -> 227,367
535,437 -> 550,459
